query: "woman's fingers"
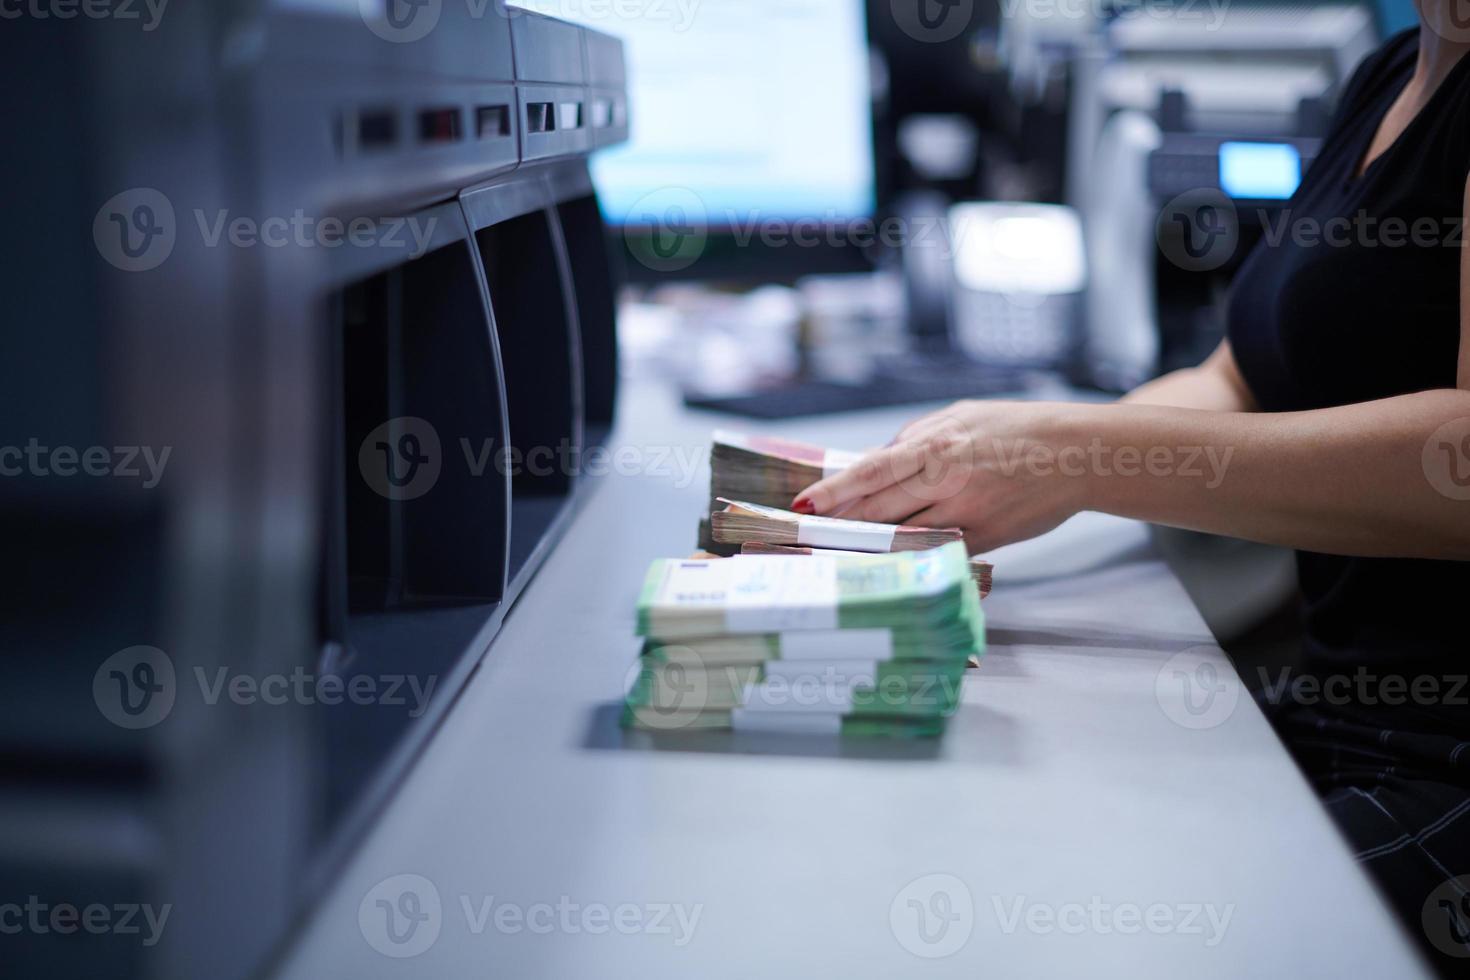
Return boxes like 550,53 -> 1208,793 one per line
839,482 -> 933,526
793,440 -> 932,515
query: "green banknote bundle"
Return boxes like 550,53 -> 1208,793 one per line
621,542 -> 984,737
627,657 -> 968,714
635,541 -> 976,639
742,543 -> 993,599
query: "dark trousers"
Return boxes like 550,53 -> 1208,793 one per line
1270,701 -> 1470,977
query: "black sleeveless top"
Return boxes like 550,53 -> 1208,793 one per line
1227,29 -> 1470,735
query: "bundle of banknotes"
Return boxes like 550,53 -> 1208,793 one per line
709,429 -> 865,510
740,542 -> 993,599
712,498 -> 964,553
702,430 -> 991,591
700,430 -> 868,555
622,542 -> 984,737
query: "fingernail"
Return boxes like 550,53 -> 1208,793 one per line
791,497 -> 815,515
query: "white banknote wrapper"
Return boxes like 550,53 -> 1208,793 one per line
795,514 -> 897,552
711,554 -> 841,632
778,628 -> 894,661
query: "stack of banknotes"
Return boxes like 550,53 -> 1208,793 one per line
740,542 -> 993,599
700,430 -> 867,555
702,429 -> 986,569
711,498 -> 964,553
622,542 -> 984,737
709,429 -> 864,509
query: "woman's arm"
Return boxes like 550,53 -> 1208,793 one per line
797,391 -> 1470,560
805,387 -> 1470,558
881,340 -> 1256,454
1059,390 -> 1470,559
794,181 -> 1470,560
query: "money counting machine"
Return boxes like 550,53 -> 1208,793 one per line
2,4 -> 627,978
1078,3 -> 1377,390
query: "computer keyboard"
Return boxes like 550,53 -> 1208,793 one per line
683,367 -> 1027,419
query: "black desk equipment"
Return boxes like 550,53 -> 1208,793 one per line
1,4 -> 627,978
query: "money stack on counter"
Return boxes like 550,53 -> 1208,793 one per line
740,542 -> 993,599
699,431 -> 866,555
622,542 -> 983,737
702,432 -> 991,585
711,498 -> 964,553
710,430 -> 865,508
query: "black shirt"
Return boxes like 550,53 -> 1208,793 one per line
1227,29 -> 1470,734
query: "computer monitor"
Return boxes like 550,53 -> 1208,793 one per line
509,0 -> 877,280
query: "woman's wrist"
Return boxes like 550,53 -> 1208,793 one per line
1035,401 -> 1117,516
1047,400 -> 1242,520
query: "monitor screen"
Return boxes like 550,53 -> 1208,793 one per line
509,0 -> 876,228
1218,141 -> 1302,201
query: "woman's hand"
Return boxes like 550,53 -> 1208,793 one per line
794,387 -> 1470,561
792,400 -> 1095,554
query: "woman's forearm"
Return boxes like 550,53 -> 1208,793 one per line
1062,389 -> 1470,559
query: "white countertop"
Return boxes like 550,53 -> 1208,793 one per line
272,383 -> 1428,979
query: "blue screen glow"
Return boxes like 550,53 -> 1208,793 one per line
509,0 -> 876,226
1219,141 -> 1302,200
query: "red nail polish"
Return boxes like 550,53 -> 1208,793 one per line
791,497 -> 816,515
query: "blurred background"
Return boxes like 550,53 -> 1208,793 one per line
0,0 -> 1419,977
517,0 -> 1411,409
